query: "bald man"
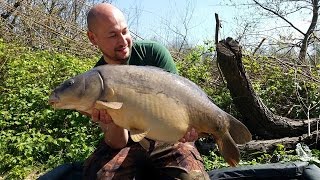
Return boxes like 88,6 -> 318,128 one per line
83,3 -> 209,180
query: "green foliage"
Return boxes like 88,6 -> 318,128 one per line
243,56 -> 320,119
203,144 -> 320,171
243,144 -> 300,165
202,150 -> 229,171
175,42 -> 320,120
0,39 -> 101,179
175,41 -> 237,115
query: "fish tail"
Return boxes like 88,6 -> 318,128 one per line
216,132 -> 239,167
227,114 -> 252,144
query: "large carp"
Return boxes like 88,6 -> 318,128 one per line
49,64 -> 251,166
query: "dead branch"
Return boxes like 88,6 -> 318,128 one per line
252,37 -> 266,55
216,37 -> 320,139
239,130 -> 320,154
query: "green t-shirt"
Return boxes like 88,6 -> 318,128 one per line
94,40 -> 177,74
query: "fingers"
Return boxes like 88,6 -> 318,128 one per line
179,127 -> 199,143
91,109 -> 100,122
179,138 -> 186,143
189,127 -> 198,141
91,109 -> 113,124
78,110 -> 90,117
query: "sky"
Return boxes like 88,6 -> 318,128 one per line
112,0 -> 311,48
114,0 -> 240,45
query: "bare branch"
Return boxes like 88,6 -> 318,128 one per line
253,37 -> 266,55
252,0 -> 306,36
214,13 -> 220,45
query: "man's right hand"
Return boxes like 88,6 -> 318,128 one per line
91,108 -> 129,149
91,109 -> 113,124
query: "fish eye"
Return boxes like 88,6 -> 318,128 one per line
67,79 -> 74,86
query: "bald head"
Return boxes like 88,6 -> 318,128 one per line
87,3 -> 126,32
86,3 -> 132,64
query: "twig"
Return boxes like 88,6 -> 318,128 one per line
252,0 -> 305,36
214,13 -> 225,85
214,13 -> 220,45
253,37 -> 266,55
316,118 -> 319,145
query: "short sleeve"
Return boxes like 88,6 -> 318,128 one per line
147,42 -> 178,74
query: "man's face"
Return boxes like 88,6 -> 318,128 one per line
88,14 -> 133,64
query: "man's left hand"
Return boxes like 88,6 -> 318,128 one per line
179,127 -> 198,143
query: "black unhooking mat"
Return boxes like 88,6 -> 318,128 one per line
208,161 -> 320,180
38,161 -> 320,180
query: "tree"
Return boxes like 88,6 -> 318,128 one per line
224,0 -> 319,66
252,0 -> 319,65
0,0 -> 113,57
151,0 -> 197,57
216,37 -> 320,151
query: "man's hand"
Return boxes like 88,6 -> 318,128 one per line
91,109 -> 113,124
91,109 -> 129,149
179,127 -> 198,143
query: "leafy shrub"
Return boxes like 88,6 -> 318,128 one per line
243,56 -> 320,119
203,144 -> 320,171
0,39 -> 101,179
175,41 -> 238,115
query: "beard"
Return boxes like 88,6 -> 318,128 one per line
102,46 -> 132,64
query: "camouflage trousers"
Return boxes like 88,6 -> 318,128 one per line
83,139 -> 209,180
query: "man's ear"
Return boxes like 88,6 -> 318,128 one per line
87,31 -> 97,45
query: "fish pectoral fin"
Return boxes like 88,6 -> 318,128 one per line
139,138 -> 151,150
106,87 -> 115,97
130,128 -> 150,142
95,100 -> 123,110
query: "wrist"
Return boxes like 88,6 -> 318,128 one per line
99,121 -> 122,132
103,127 -> 129,149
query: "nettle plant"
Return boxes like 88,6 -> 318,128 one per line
243,56 -> 320,119
0,40 -> 101,179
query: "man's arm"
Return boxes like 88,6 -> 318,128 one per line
91,109 -> 129,149
90,59 -> 129,149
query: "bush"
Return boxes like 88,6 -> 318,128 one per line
175,41 -> 238,115
243,56 -> 320,119
0,39 -> 101,179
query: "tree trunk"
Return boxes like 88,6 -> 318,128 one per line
298,0 -> 319,64
216,37 -> 320,139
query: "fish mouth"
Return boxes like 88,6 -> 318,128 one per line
48,94 -> 61,109
48,99 -> 70,109
48,95 -> 89,111
48,99 -> 59,109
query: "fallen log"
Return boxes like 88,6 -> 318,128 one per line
239,130 -> 320,154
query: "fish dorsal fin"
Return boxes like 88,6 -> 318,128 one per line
95,100 -> 123,110
130,128 -> 150,142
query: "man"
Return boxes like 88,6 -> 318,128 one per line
83,3 -> 209,180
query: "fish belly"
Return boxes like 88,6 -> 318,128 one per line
105,87 -> 190,142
